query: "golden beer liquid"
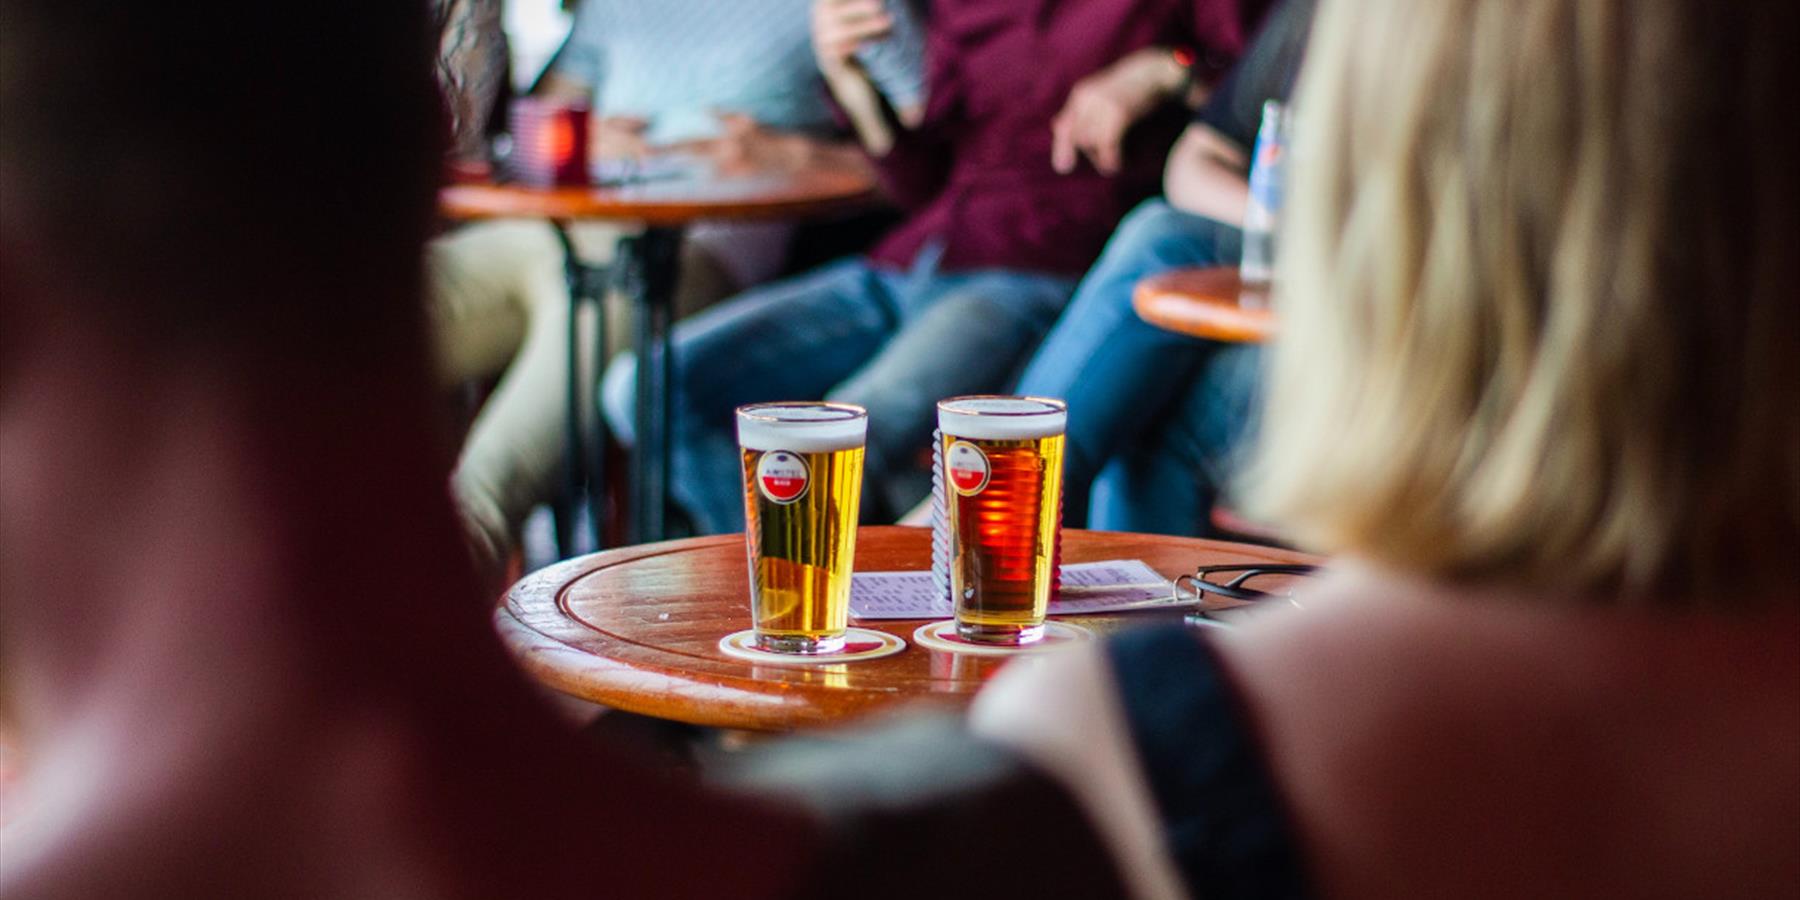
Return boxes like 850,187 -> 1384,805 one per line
944,432 -> 1065,642
741,445 -> 864,651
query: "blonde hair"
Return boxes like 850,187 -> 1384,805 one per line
1250,0 -> 1800,603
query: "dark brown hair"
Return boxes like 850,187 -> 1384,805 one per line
0,0 -> 445,371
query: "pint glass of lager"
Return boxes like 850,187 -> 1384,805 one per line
736,402 -> 868,653
937,396 -> 1067,644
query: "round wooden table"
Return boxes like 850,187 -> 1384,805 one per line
496,525 -> 1319,732
439,163 -> 878,549
439,164 -> 878,226
1133,265 -> 1275,342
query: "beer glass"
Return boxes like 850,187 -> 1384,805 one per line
937,396 -> 1067,644
736,402 -> 868,653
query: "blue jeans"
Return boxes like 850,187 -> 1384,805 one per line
604,249 -> 1074,534
1090,342 -> 1261,533
1012,199 -> 1253,534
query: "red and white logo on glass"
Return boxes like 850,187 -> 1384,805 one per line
946,441 -> 990,496
756,450 -> 810,504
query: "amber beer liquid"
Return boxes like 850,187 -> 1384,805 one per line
937,396 -> 1067,644
736,403 -> 867,654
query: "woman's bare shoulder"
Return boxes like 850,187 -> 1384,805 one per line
1211,564 -> 1800,898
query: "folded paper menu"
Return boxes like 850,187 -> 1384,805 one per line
849,560 -> 1177,620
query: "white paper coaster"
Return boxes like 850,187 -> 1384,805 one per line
717,627 -> 906,665
910,619 -> 1093,656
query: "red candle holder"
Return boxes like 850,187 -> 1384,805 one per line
507,98 -> 590,188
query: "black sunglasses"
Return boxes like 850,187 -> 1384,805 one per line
1174,563 -> 1317,625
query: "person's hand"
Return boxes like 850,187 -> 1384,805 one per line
1051,48 -> 1187,175
812,0 -> 912,153
812,0 -> 891,76
682,114 -> 819,175
589,115 -> 650,161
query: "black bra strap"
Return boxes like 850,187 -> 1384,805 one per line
1107,625 -> 1313,899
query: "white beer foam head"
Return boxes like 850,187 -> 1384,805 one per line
937,396 -> 1067,440
737,402 -> 868,452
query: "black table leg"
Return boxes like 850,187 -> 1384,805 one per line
551,221 -> 608,556
620,226 -> 683,544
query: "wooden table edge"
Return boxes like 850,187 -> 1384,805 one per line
493,609 -> 871,729
495,527 -> 1321,730
439,181 -> 881,226
496,531 -> 954,731
1131,269 -> 1276,343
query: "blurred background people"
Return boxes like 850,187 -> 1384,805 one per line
439,0 -> 901,574
9,0 -> 1792,895
0,2 -> 1149,897
599,0 -> 1270,537
1011,0 -> 1312,535
0,3 -> 825,896
963,0 -> 1800,895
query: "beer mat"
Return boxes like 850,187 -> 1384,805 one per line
911,620 -> 1093,656
716,628 -> 906,665
850,560 -> 1175,620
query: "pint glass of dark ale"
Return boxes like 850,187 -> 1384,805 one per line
736,402 -> 867,653
937,396 -> 1067,644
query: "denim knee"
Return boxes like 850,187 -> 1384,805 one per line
1105,198 -> 1241,272
1110,198 -> 1191,247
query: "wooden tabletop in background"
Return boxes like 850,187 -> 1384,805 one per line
440,163 -> 877,225
496,526 -> 1319,732
1133,265 -> 1276,343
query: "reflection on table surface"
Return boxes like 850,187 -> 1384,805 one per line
498,526 -> 1321,732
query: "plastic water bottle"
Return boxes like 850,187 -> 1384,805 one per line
1240,100 -> 1291,285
